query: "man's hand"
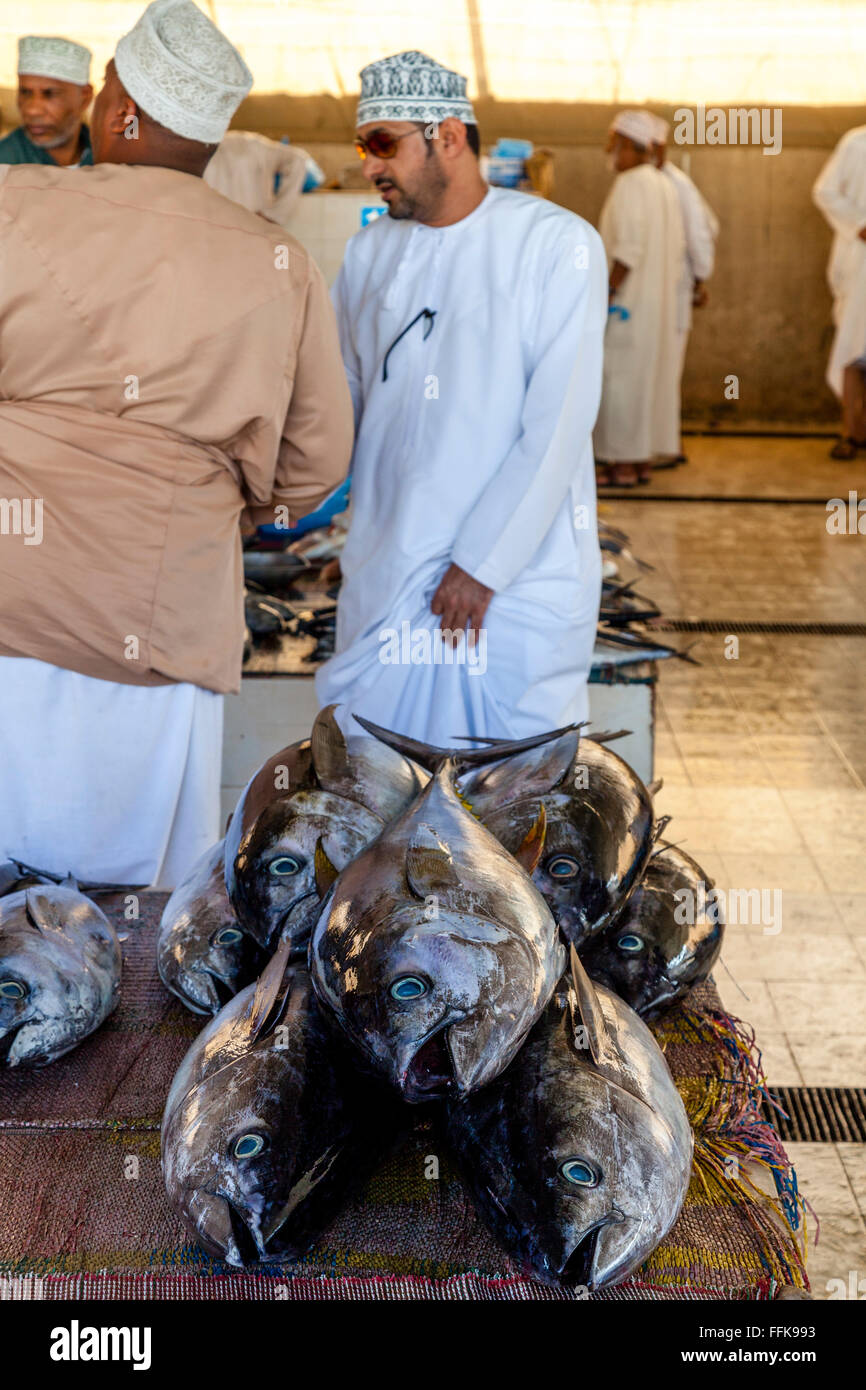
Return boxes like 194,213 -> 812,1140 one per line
431,563 -> 493,646
692,280 -> 709,308
858,226 -> 866,241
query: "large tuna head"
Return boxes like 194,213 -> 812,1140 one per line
157,840 -> 267,1015
0,886 -> 121,1067
226,707 -> 426,950
162,945 -> 391,1267
462,734 -> 655,947
581,844 -> 724,1018
310,761 -> 564,1103
445,956 -> 692,1289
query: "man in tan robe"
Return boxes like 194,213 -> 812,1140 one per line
0,0 -> 352,886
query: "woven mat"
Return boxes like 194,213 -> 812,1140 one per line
0,894 -> 806,1301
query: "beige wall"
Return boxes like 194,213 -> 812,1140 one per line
2,91 -> 858,425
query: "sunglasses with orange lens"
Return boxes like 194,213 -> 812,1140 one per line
354,127 -> 426,161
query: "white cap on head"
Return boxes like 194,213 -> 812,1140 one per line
115,0 -> 253,146
18,36 -> 92,86
610,109 -> 659,151
649,114 -> 670,145
357,50 -> 476,127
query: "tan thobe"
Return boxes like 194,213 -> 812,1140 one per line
0,162 -> 352,885
204,130 -> 309,228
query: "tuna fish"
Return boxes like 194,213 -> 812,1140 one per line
0,883 -> 122,1066
352,718 -> 655,950
459,729 -> 656,947
225,705 -> 426,950
445,947 -> 693,1289
162,939 -> 398,1266
310,726 -> 567,1103
580,843 -> 724,1018
157,839 -> 267,1015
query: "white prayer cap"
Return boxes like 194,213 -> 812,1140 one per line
18,36 -> 92,86
357,50 -> 476,127
649,114 -> 670,145
115,0 -> 253,146
610,109 -> 659,151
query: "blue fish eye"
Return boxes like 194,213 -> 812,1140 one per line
390,975 -> 429,1001
0,980 -> 26,1000
617,934 -> 644,954
269,856 -> 301,877
548,855 -> 579,880
560,1159 -> 598,1187
214,927 -> 243,946
234,1133 -> 266,1159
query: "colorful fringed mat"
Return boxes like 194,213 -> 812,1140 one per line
0,893 -> 810,1301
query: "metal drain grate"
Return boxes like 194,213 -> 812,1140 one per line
654,619 -> 866,637
765,1086 -> 866,1143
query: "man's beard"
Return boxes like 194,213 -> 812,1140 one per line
376,159 -> 448,223
26,116 -> 80,150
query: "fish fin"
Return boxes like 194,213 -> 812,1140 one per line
23,887 -> 58,933
246,935 -> 295,1041
310,704 -> 352,796
460,730 -> 580,801
647,777 -> 664,798
652,815 -> 673,845
352,713 -> 583,773
513,804 -> 547,875
405,824 -> 459,898
314,836 -> 340,897
568,943 -> 611,1067
585,729 -> 631,745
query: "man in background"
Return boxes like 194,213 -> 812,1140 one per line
813,125 -> 866,458
316,50 -> 606,744
0,1 -> 351,886
594,109 -> 684,488
650,114 -> 719,465
0,36 -> 93,166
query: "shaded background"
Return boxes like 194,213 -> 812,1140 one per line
3,0 -> 865,425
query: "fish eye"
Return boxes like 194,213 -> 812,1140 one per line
547,855 -> 579,880
617,934 -> 644,954
560,1159 -> 599,1187
268,856 -> 301,877
0,980 -> 26,1001
389,975 -> 429,1001
233,1133 -> 267,1159
213,927 -> 243,946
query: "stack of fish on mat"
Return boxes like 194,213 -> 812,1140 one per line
159,705 -> 724,1288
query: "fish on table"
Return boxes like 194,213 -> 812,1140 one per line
225,704 -> 427,952
157,838 -> 267,1016
311,721 -> 567,1103
580,842 -> 725,1018
162,939 -> 400,1267
444,947 -> 693,1289
0,882 -> 122,1067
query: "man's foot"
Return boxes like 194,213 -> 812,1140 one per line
829,436 -> 865,460
608,462 -> 640,487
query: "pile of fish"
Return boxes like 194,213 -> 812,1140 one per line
160,705 -> 724,1288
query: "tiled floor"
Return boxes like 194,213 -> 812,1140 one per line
606,466 -> 866,1299
601,433 -> 863,499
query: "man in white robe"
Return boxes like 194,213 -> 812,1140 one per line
593,110 -> 684,487
813,126 -> 866,457
316,50 -> 607,744
650,115 -> 719,463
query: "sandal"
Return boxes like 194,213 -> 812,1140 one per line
636,464 -> 653,484
829,436 -> 865,460
608,463 -> 640,487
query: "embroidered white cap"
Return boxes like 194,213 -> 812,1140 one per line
114,0 -> 253,146
650,114 -> 671,145
18,36 -> 92,86
610,109 -> 660,151
357,50 -> 476,127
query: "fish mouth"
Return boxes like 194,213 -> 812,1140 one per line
403,1026 -> 454,1102
224,1199 -> 266,1267
556,1221 -> 609,1287
201,969 -> 236,1011
0,1023 -> 24,1066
